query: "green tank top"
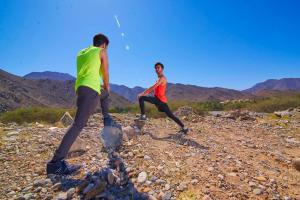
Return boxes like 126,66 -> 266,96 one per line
75,46 -> 102,94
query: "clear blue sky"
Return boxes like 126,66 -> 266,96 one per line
0,0 -> 299,90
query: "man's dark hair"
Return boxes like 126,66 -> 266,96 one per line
93,33 -> 109,47
154,62 -> 164,69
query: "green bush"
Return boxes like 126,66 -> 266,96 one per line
0,107 -> 76,124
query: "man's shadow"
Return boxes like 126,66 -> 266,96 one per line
145,131 -> 209,151
49,149 -> 149,200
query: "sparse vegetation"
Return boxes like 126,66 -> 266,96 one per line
0,107 -> 76,124
1,94 -> 300,123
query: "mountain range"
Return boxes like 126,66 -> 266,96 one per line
0,69 -> 130,112
0,69 -> 299,112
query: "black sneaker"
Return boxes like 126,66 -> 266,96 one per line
180,127 -> 189,134
104,116 -> 122,129
46,160 -> 81,176
139,115 -> 147,121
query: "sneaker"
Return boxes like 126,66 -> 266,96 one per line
104,116 -> 122,129
139,114 -> 147,121
46,160 -> 81,175
180,127 -> 189,134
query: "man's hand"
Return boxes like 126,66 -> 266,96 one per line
137,92 -> 144,99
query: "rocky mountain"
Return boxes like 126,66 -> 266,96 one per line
244,78 -> 300,94
166,83 -> 254,102
23,71 -> 255,103
110,84 -> 145,102
0,69 -> 131,112
23,71 -> 75,81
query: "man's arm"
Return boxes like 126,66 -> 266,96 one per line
100,49 -> 109,92
138,77 -> 165,98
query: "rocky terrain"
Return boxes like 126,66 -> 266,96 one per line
0,108 -> 300,200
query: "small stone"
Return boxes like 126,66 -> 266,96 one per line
162,191 -> 172,200
33,179 -> 47,187
253,188 -> 263,195
144,155 -> 151,160
177,182 -> 187,191
293,158 -> 300,171
23,193 -> 34,200
137,171 -> 147,183
55,192 -> 67,200
191,179 -> 199,185
254,176 -> 267,182
249,181 -> 256,187
51,182 -> 61,191
164,183 -> 170,190
207,167 -> 214,172
217,174 -> 224,180
67,188 -> 75,199
202,195 -> 212,200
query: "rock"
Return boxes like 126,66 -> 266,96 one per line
7,131 -> 20,137
55,192 -> 67,200
123,126 -> 138,140
67,188 -> 75,199
68,137 -> 88,157
60,112 -> 73,127
164,183 -> 170,190
177,182 -> 187,191
33,179 -> 47,187
292,158 -> 300,171
202,195 -> 212,200
51,182 -> 61,191
144,155 -> 151,160
137,171 -> 147,183
209,111 -> 224,117
174,106 -> 194,116
23,193 -> 34,200
249,181 -> 256,187
254,176 -> 267,182
161,191 -> 172,200
191,179 -> 199,185
274,110 -> 293,118
253,188 -> 263,195
84,180 -> 106,200
217,174 -> 224,180
100,126 -> 123,152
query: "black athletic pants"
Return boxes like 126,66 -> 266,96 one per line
51,86 -> 109,162
139,96 -> 184,128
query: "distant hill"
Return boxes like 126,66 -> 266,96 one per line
166,83 -> 254,102
244,78 -> 300,94
24,71 -> 75,81
110,84 -> 145,102
0,69 -> 131,112
22,71 -> 256,103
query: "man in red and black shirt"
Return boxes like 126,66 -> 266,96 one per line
138,62 -> 188,134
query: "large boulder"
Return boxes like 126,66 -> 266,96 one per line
100,126 -> 123,152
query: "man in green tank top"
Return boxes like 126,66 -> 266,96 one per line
47,33 -> 119,175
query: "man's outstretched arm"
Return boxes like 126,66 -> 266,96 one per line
138,78 -> 164,98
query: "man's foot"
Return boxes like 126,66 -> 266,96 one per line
180,127 -> 189,134
46,160 -> 81,176
104,116 -> 122,129
139,114 -> 147,121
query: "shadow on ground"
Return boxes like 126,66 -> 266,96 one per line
146,131 -> 209,151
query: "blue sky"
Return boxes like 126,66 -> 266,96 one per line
0,0 -> 299,90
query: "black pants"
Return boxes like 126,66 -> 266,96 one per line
51,86 -> 109,162
139,96 -> 184,128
